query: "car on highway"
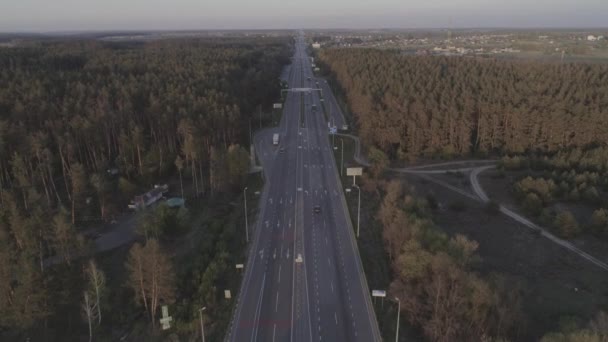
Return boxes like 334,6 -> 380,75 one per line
313,205 -> 321,214
279,147 -> 285,153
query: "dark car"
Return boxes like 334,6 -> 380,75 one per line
313,205 -> 321,214
279,147 -> 285,153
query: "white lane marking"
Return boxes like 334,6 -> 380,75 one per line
278,264 -> 282,283
331,281 -> 334,293
273,324 -> 277,342
275,291 -> 280,312
335,312 -> 338,325
251,273 -> 266,342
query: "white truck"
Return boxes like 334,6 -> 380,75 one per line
273,133 -> 279,146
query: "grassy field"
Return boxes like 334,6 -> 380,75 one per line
399,172 -> 608,340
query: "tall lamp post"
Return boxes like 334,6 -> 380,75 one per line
199,307 -> 207,342
353,184 -> 361,238
243,187 -> 249,243
395,297 -> 400,342
341,138 -> 344,176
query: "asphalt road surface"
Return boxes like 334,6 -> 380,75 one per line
227,33 -> 381,342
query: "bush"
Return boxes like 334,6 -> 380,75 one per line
554,211 -> 581,239
591,209 -> 608,234
523,193 -> 543,216
515,176 -> 556,203
426,194 -> 438,210
501,155 -> 526,170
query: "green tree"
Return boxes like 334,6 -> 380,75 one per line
52,209 -> 83,265
70,163 -> 88,224
554,211 -> 581,238
523,192 -> 543,216
226,144 -> 250,188
368,146 -> 389,178
90,173 -> 109,221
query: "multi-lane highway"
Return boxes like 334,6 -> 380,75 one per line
227,33 -> 381,342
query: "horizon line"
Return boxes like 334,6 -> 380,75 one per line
2,26 -> 608,36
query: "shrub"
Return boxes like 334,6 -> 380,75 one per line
554,211 -> 581,239
523,193 -> 543,216
591,209 -> 608,234
515,176 -> 556,203
425,194 -> 438,210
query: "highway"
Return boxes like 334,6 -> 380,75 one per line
227,33 -> 381,342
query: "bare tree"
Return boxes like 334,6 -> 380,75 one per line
126,239 -> 175,329
82,291 -> 95,342
85,260 -> 106,325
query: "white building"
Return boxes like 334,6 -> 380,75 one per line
587,35 -> 598,41
312,42 -> 321,49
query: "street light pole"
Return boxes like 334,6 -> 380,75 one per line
395,297 -> 400,342
199,307 -> 207,342
341,138 -> 344,176
243,187 -> 249,243
353,184 -> 361,238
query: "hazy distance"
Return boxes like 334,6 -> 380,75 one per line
1,0 -> 607,32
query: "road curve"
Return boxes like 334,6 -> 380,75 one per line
469,166 -> 608,272
336,130 -> 608,272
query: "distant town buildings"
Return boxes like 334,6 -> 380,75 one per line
312,42 -> 321,49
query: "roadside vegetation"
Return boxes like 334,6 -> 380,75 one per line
320,46 -> 608,341
501,148 -> 608,239
0,36 -> 290,340
318,48 -> 608,161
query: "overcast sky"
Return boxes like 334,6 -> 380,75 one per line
1,0 -> 606,32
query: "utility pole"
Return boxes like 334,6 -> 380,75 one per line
243,187 -> 249,243
353,184 -> 361,238
199,307 -> 207,342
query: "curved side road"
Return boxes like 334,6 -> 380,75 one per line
340,133 -> 608,272
470,166 -> 608,272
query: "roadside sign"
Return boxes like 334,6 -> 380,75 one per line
160,305 -> 173,330
329,127 -> 337,134
372,290 -> 387,298
345,188 -> 351,193
235,264 -> 244,269
224,290 -> 232,299
273,103 -> 283,109
346,167 -> 363,176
